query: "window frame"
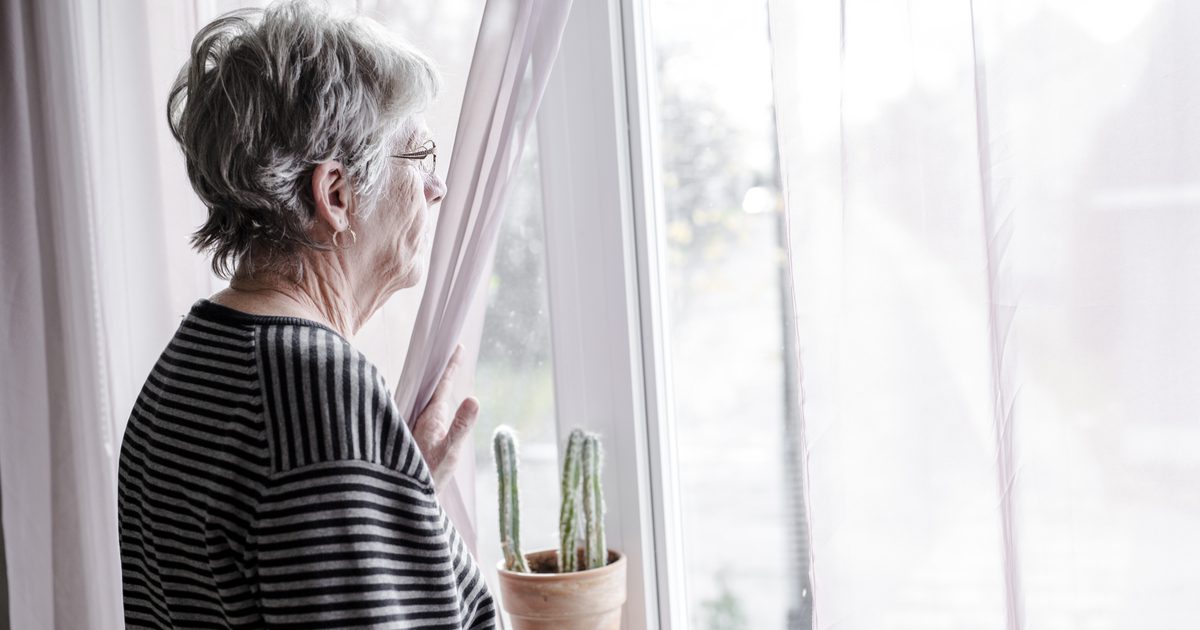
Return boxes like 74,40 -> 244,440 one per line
533,0 -> 687,628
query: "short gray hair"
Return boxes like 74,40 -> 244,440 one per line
168,0 -> 440,279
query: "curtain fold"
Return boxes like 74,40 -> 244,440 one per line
769,0 -> 1200,628
965,3 -> 1023,627
393,0 -> 573,556
1,0 -> 124,627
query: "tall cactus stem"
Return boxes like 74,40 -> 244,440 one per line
582,432 -> 607,569
493,426 -> 528,572
559,429 -> 586,572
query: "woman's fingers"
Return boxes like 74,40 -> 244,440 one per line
415,344 -> 478,488
415,344 -> 463,442
447,397 -> 479,448
430,344 -> 464,407
413,402 -> 447,446
434,398 -> 479,483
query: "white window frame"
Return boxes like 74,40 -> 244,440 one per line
535,0 -> 688,628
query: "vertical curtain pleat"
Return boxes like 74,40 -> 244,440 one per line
765,3 -> 820,628
1,0 -> 124,627
966,2 -> 1024,628
0,2 -> 57,625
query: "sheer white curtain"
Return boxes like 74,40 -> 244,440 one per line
2,1 -> 133,627
770,0 -> 1200,628
1,0 -> 566,626
393,0 -> 573,557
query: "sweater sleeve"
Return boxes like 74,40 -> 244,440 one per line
251,460 -> 493,629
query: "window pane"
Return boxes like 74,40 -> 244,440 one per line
646,0 -> 805,628
472,126 -> 561,628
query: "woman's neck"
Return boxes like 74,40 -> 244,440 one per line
214,268 -> 361,339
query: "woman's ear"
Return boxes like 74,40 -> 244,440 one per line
311,161 -> 353,232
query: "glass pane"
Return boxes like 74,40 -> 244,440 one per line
472,126 -> 561,628
646,0 -> 805,628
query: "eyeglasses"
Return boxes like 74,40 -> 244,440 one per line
392,140 -> 437,174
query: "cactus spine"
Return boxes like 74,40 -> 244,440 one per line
582,432 -> 607,569
558,429 -> 586,572
493,426 -> 528,572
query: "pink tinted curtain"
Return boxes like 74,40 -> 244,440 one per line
1,1 -> 125,628
2,2 -> 254,626
393,0 -> 573,555
770,0 -> 1200,628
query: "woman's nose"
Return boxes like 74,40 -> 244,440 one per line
425,173 -> 446,205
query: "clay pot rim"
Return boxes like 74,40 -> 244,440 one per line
496,548 -> 626,581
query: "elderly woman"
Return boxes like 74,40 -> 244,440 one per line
116,2 -> 496,628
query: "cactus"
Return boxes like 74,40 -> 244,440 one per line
495,425 -> 608,574
558,429 -> 586,572
493,426 -> 528,572
582,432 -> 607,569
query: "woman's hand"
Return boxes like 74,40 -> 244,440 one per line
412,344 -> 480,494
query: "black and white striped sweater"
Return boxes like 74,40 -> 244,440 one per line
117,299 -> 497,629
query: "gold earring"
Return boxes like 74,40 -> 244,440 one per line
332,229 -> 357,250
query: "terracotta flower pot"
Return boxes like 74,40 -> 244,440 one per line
496,548 -> 627,630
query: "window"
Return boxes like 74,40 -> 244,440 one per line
471,127 -> 562,629
522,0 -> 811,628
644,0 -> 806,628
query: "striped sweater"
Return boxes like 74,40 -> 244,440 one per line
117,299 -> 497,629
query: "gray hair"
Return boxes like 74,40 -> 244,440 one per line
168,0 -> 440,279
